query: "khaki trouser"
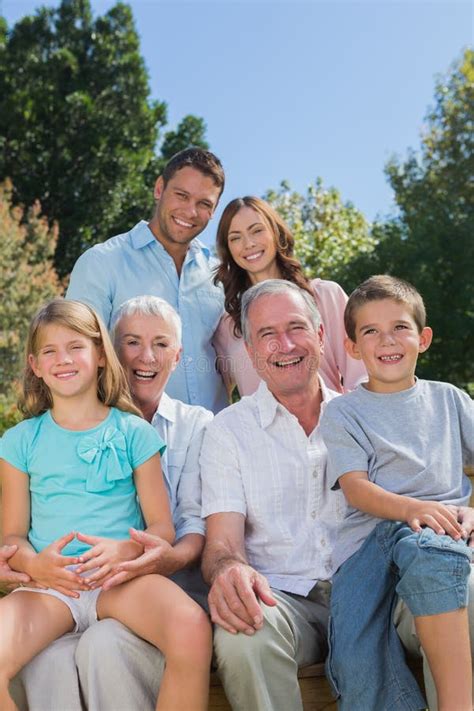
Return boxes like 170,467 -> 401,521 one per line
11,573 -> 474,711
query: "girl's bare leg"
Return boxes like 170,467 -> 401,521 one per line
415,607 -> 472,711
0,592 -> 75,711
98,575 -> 212,711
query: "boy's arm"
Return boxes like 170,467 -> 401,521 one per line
340,471 -> 464,539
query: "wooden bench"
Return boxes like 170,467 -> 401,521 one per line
208,660 -> 426,710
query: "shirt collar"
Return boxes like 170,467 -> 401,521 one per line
151,392 -> 176,425
130,221 -> 211,259
256,376 -> 333,430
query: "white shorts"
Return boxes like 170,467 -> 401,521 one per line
13,570 -> 101,633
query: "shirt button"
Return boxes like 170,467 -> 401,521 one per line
312,470 -> 317,478
320,538 -> 326,547
311,511 -> 316,519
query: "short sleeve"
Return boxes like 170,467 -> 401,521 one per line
455,387 -> 474,466
320,400 -> 371,490
66,248 -> 113,328
124,414 -> 166,470
0,420 -> 33,474
200,418 -> 247,518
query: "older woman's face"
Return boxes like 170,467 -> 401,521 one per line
227,207 -> 279,283
116,313 -> 181,406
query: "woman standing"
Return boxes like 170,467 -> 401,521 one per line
212,196 -> 366,396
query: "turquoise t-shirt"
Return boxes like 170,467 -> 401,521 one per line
0,408 -> 166,556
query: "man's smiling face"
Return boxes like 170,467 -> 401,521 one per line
245,291 -> 323,398
152,166 -> 221,251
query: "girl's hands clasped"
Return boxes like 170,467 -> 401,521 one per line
75,532 -> 143,587
27,532 -> 87,598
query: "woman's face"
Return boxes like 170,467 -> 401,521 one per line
227,206 -> 280,284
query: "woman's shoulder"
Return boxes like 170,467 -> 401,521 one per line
310,277 -> 347,299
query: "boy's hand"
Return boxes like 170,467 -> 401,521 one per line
75,533 -> 143,586
101,529 -> 177,590
456,507 -> 474,548
27,532 -> 87,598
405,500 -> 463,539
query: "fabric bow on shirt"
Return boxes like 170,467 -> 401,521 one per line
77,427 -> 132,492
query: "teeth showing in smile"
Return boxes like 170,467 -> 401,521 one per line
245,251 -> 264,261
55,371 -> 77,378
379,355 -> 402,362
134,370 -> 156,380
274,357 -> 303,368
174,217 -> 193,228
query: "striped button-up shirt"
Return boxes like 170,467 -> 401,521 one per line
201,380 -> 347,596
152,393 -> 213,540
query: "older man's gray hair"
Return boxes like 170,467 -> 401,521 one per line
241,280 -> 321,344
112,295 -> 182,345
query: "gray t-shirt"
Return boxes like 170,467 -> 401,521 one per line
321,379 -> 474,573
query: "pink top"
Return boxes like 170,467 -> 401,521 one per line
212,278 -> 367,396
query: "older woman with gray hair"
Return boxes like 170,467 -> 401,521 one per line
10,295 -> 212,711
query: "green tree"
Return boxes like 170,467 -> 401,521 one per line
0,179 -> 62,433
160,115 -> 209,163
265,178 -> 375,284
345,49 -> 474,388
0,1 -> 208,276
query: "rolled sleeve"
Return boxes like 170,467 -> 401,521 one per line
173,410 -> 212,539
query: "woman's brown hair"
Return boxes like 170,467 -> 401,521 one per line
214,196 -> 313,336
20,299 -> 142,418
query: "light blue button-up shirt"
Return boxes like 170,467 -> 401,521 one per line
67,221 -> 227,413
152,392 -> 212,540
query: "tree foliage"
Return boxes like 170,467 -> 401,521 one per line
0,179 -> 62,432
265,178 -> 375,284
344,49 -> 474,388
0,0 -> 208,276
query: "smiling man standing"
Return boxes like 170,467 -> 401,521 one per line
201,279 -> 346,710
67,148 -> 227,413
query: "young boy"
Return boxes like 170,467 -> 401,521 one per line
321,275 -> 473,711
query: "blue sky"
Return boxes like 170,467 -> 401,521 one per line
2,0 -> 472,245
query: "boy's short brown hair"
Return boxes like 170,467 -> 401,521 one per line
344,275 -> 427,341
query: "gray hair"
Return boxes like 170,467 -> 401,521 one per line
241,280 -> 321,343
112,295 -> 182,346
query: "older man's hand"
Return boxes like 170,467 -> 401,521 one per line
0,544 -> 31,586
101,529 -> 176,590
208,561 -> 277,636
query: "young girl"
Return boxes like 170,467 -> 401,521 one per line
0,299 -> 211,711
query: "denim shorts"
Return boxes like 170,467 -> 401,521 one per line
326,520 -> 472,711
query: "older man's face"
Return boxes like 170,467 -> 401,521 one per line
245,292 -> 323,398
116,313 -> 181,407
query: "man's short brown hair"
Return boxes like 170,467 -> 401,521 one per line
344,274 -> 427,341
161,147 -> 225,197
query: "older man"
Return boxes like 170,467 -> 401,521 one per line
201,279 -> 345,710
67,147 -> 227,413
201,279 -> 474,711
11,296 -> 212,711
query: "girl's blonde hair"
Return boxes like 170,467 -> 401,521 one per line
19,299 -> 142,418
